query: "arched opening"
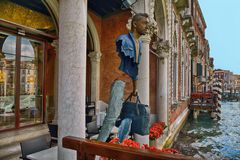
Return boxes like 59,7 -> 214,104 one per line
149,1 -> 168,117
86,15 -> 101,112
86,29 -> 94,102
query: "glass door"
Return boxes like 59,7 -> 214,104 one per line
0,30 -> 46,131
19,38 -> 44,126
0,32 -> 16,130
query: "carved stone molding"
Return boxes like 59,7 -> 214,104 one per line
186,31 -> 194,39
147,19 -> 158,37
173,0 -> 189,12
180,7 -> 191,18
51,40 -> 59,52
147,0 -> 158,36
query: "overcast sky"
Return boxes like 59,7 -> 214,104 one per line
198,0 -> 240,74
3,36 -> 34,60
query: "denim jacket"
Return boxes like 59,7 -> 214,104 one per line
116,32 -> 143,80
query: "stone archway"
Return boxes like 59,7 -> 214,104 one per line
42,1 -> 102,118
154,0 -> 168,40
87,15 -> 102,113
87,15 -> 101,53
42,0 -> 59,33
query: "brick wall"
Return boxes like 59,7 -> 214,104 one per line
170,99 -> 189,124
100,11 -> 134,103
150,53 -> 157,114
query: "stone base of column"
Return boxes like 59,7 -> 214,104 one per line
134,133 -> 149,146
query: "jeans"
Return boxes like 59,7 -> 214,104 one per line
97,80 -> 125,142
117,118 -> 132,142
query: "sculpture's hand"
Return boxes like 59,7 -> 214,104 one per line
132,89 -> 138,97
132,79 -> 138,97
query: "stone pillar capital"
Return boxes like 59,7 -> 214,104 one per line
156,40 -> 171,58
147,19 -> 158,37
160,52 -> 169,59
88,51 -> 102,62
140,35 -> 151,44
51,39 -> 59,47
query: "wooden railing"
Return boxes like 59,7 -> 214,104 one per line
62,136 -> 195,160
189,92 -> 217,111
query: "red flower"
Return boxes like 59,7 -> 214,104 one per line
109,138 -> 140,149
149,122 -> 167,140
102,138 -> 180,160
142,144 -> 180,154
161,148 -> 180,154
121,139 -> 141,148
109,138 -> 119,144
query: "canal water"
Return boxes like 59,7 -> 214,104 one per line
172,102 -> 240,160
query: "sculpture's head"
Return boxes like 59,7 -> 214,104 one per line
131,13 -> 149,36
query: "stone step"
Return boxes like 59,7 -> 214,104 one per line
0,124 -> 49,148
0,142 -> 21,160
0,124 -> 50,160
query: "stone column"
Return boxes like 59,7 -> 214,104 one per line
134,35 -> 151,146
156,41 -> 170,123
130,0 -> 157,146
138,35 -> 151,105
131,0 -> 157,106
88,51 -> 102,113
58,0 -> 87,159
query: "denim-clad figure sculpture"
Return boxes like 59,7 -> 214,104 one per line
97,13 -> 149,142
